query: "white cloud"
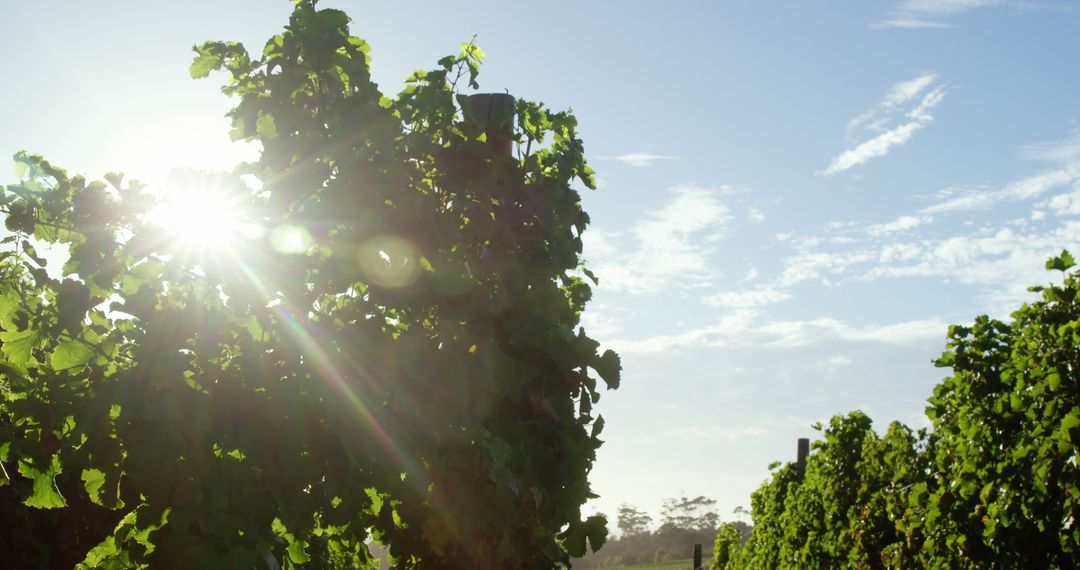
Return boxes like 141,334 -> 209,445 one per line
879,242 -> 923,263
870,18 -> 953,29
847,73 -> 938,131
580,304 -> 631,340
702,287 -> 792,310
758,317 -> 948,348
608,310 -> 756,354
825,79 -> 946,175
907,85 -> 947,121
747,207 -> 766,223
922,166 -> 1080,213
778,250 -> 874,287
885,73 -> 939,107
827,355 -> 853,367
601,152 -> 677,168
1019,132 -> 1080,164
826,122 -> 924,175
867,215 -> 932,236
586,185 -> 733,294
1047,188 -> 1080,216
872,0 -> 1004,28
897,0 -> 1001,14
789,217 -> 1080,316
610,312 -> 947,355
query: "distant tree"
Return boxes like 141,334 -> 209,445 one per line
660,495 -> 719,532
616,503 -> 653,538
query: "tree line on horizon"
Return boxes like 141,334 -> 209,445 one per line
573,496 -> 750,568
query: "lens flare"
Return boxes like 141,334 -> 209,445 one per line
270,225 -> 314,254
357,235 -> 422,289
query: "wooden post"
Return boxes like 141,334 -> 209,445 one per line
796,437 -> 809,481
465,93 -> 516,157
693,543 -> 702,569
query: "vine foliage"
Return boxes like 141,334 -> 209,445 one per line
733,252 -> 1080,569
0,1 -> 618,567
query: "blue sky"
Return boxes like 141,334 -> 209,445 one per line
3,0 -> 1080,529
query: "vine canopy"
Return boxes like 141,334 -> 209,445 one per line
0,1 -> 618,568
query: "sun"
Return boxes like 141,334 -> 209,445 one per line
145,175 -> 252,250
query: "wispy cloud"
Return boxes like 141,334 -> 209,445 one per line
702,287 -> 791,310
825,123 -> 924,175
922,167 -> 1080,213
600,152 -> 677,168
872,0 -> 1004,29
824,74 -> 947,175
871,18 -> 954,29
690,131 -> 1080,321
867,215 -> 933,236
848,73 -> 938,131
898,0 -> 1002,15
610,312 -> 947,354
885,73 -> 940,107
585,185 -> 734,294
747,207 -> 766,223
1019,131 -> 1080,163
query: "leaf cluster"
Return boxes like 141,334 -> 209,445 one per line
732,252 -> 1080,569
0,1 -> 618,568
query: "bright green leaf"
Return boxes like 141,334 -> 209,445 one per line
50,339 -> 95,371
190,49 -> 221,79
0,286 -> 20,329
0,329 -> 41,368
82,468 -> 106,504
1046,250 -> 1076,271
18,458 -> 67,509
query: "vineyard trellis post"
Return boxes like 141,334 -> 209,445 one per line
796,437 -> 809,481
465,92 -> 516,156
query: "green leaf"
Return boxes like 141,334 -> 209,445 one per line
461,42 -> 485,63
0,359 -> 30,388
583,515 -> 607,553
50,339 -> 95,371
82,468 -> 106,504
1062,411 -> 1080,433
13,160 -> 28,180
1047,372 -> 1061,391
18,457 -> 67,509
1046,250 -> 1076,271
560,519 -> 588,558
591,349 -> 621,390
0,286 -> 19,329
591,415 -> 605,439
286,537 -> 310,564
190,48 -> 221,79
256,113 -> 277,140
0,329 -> 41,367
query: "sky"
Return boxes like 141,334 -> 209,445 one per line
3,0 -> 1080,530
